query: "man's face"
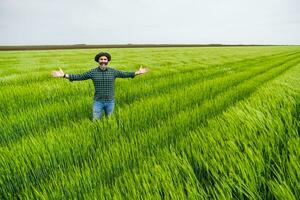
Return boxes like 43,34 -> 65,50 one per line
98,56 -> 108,66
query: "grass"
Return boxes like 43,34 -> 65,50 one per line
0,46 -> 299,199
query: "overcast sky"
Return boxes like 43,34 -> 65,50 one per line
0,0 -> 299,45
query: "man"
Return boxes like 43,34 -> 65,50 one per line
52,52 -> 148,120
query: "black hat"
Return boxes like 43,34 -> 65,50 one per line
95,52 -> 111,62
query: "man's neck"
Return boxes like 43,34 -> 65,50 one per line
99,65 -> 108,71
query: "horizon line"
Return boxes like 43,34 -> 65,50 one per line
0,43 -> 299,51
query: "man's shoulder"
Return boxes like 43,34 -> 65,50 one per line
91,67 -> 99,71
87,67 -> 101,73
107,67 -> 118,73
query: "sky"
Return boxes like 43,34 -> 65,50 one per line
0,0 -> 299,45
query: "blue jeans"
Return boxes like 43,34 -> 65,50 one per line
93,100 -> 115,120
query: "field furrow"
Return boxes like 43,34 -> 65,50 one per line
0,46 -> 299,199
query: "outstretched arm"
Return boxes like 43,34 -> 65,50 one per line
114,66 -> 149,78
52,68 -> 92,81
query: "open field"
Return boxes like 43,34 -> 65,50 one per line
0,46 -> 299,199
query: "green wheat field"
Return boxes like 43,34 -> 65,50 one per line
0,46 -> 300,199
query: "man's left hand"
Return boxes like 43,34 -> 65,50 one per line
135,65 -> 149,75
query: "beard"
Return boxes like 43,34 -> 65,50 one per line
99,62 -> 108,70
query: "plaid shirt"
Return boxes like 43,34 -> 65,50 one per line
69,66 -> 135,101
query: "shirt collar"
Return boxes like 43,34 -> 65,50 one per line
98,65 -> 109,71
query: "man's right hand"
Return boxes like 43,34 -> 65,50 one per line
52,68 -> 65,78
